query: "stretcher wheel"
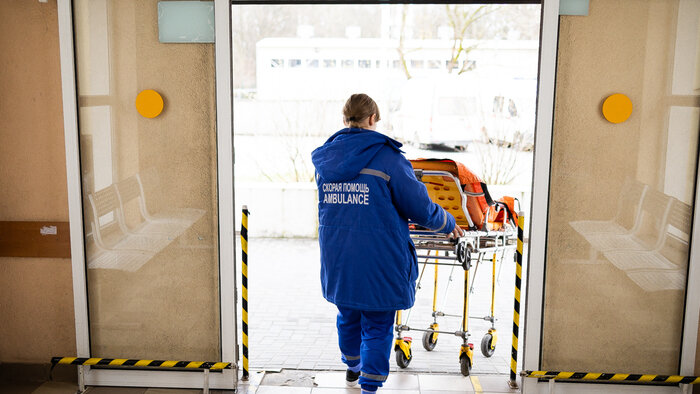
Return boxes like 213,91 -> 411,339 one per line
459,354 -> 472,376
480,333 -> 495,357
422,329 -> 438,351
457,242 -> 472,270
395,348 -> 412,369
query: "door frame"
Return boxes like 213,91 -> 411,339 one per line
57,0 -> 237,389
520,0 -> 558,390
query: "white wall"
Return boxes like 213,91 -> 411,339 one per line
235,182 -> 531,238
235,182 -> 319,238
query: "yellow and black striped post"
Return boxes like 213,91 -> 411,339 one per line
490,252 -> 496,322
51,357 -> 231,370
521,370 -> 700,384
509,213 -> 524,388
241,205 -> 250,380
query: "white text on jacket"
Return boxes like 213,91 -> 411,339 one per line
322,182 -> 370,205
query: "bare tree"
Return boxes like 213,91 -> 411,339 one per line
410,4 -> 539,40
254,101 -> 337,183
475,118 -> 527,185
445,5 -> 493,74
396,5 -> 495,79
397,5 -> 412,80
469,4 -> 541,40
232,6 -> 294,89
440,5 -> 534,186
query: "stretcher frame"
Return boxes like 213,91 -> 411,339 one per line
393,169 -> 517,376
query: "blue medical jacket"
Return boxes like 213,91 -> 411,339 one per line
311,128 -> 456,311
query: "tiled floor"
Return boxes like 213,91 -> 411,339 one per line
1,370 -> 519,394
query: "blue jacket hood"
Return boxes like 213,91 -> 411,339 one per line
311,128 -> 403,182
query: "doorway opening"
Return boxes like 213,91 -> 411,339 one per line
233,2 -> 540,378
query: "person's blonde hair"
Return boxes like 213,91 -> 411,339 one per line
343,93 -> 381,128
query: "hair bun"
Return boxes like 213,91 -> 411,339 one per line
343,93 -> 380,126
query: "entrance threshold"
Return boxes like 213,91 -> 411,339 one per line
242,369 -> 518,393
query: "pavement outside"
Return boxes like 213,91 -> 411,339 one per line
238,237 -> 527,376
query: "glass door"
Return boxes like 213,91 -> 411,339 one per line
58,0 -> 236,388
522,0 -> 700,389
540,0 -> 699,375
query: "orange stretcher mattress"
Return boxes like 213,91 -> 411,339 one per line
410,159 -> 495,230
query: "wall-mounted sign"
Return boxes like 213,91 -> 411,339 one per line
559,0 -> 589,16
158,1 -> 215,43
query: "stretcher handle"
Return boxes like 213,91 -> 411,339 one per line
413,169 -> 423,181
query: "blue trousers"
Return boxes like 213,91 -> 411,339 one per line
336,307 -> 395,392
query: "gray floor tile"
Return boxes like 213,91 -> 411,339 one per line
420,391 -> 470,394
468,376 -> 516,393
236,384 -> 257,394
417,375 -> 474,392
312,390 -> 417,394
382,374 -> 419,390
373,391 -> 419,394
255,387 -> 312,394
242,370 -> 267,386
312,372 -> 347,389
310,389 -> 359,394
374,391 -> 419,394
260,370 -> 315,387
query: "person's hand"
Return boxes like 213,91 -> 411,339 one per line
449,224 -> 464,238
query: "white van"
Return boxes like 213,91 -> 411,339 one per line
482,78 -> 536,151
388,75 -> 485,150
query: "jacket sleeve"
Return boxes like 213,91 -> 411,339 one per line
388,155 -> 456,234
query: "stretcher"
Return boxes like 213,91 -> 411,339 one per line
394,159 -> 519,376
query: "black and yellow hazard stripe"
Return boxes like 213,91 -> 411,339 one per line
510,214 -> 524,385
522,370 -> 700,384
51,357 -> 231,370
241,205 -> 250,380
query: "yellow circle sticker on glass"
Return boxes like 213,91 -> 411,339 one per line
135,90 -> 164,118
602,93 -> 633,124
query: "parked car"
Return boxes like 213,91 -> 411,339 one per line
387,75 -> 536,151
482,78 -> 536,151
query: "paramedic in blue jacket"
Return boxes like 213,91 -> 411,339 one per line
312,94 -> 463,393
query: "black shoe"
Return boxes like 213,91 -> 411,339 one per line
346,369 -> 360,387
